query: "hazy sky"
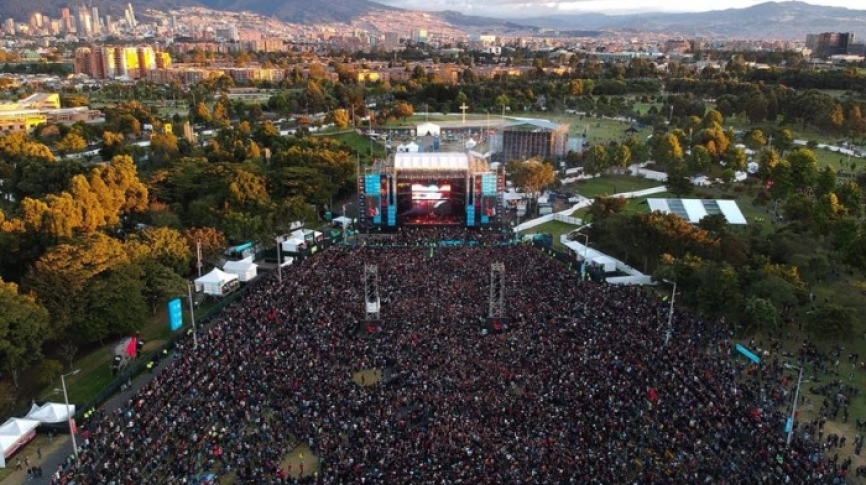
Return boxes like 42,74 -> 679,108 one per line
374,0 -> 860,17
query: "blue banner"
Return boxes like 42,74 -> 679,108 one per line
168,298 -> 183,332
466,204 -> 475,226
364,174 -> 380,194
784,417 -> 793,433
735,344 -> 761,364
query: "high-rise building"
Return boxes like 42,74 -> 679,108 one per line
74,46 -> 170,79
77,6 -> 92,36
807,32 -> 856,58
125,3 -> 137,29
91,7 -> 101,35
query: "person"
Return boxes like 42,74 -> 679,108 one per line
37,446 -> 42,459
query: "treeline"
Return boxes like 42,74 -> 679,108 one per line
0,102 -> 359,409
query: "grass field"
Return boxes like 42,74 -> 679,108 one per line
331,132 -> 387,161
565,174 -> 665,199
519,220 -> 581,250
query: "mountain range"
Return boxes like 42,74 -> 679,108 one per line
2,0 -> 865,40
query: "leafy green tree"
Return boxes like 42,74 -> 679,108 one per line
744,129 -> 767,151
0,278 -> 50,388
686,145 -> 712,174
815,166 -> 837,198
665,166 -> 693,197
744,296 -> 779,331
586,194 -> 628,221
24,232 -> 128,339
697,213 -> 728,236
653,133 -> 684,170
583,145 -> 609,175
138,259 -> 188,315
607,144 -> 631,174
82,263 -> 147,343
834,180 -> 863,217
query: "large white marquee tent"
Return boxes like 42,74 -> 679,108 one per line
194,268 -> 239,296
0,418 -> 40,468
223,257 -> 258,282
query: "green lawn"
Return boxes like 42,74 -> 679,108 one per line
633,102 -> 661,115
566,174 -> 665,199
571,191 -> 673,219
330,132 -> 387,160
519,220 -> 581,251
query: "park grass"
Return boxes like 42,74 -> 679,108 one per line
330,132 -> 387,160
633,102 -> 662,115
519,220 -> 581,251
566,174 -> 665,199
571,191 -> 673,219
352,368 -> 383,387
280,443 -> 320,479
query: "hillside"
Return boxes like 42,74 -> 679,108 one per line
526,1 -> 866,40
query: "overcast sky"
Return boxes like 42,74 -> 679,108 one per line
374,0 -> 859,17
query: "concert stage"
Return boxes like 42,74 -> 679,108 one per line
359,152 -> 504,230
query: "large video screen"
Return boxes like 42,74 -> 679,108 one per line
411,183 -> 451,201
398,178 -> 465,224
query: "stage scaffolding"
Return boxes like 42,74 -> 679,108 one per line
364,264 -> 380,320
488,262 -> 506,319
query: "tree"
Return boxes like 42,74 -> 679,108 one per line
583,145 -> 609,175
586,194 -> 628,221
193,102 -> 211,124
137,259 -> 187,316
653,133 -> 684,170
697,213 -> 727,235
125,226 -> 192,275
0,278 -> 50,388
744,296 -> 779,331
786,148 -> 819,189
150,132 -> 180,167
392,101 -> 414,120
607,144 -> 631,174
506,158 -> 557,210
24,233 -> 128,339
743,129 -> 767,151
665,166 -> 693,197
82,263 -> 147,343
54,131 -> 86,155
183,227 -> 228,269
815,166 -> 837,198
834,180 -> 863,217
686,145 -> 712,174
331,108 -> 350,129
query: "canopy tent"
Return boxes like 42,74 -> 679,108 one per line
646,198 -> 748,225
332,216 -> 352,228
281,237 -> 306,253
0,418 -> 40,468
416,122 -> 441,137
223,257 -> 258,283
291,229 -> 323,243
194,268 -> 239,296
25,402 -> 75,424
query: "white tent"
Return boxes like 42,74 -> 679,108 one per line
0,418 -> 40,468
332,216 -> 352,228
194,268 -> 239,296
25,402 -> 75,424
416,122 -> 440,137
281,237 -> 306,253
405,141 -> 420,153
223,257 -> 258,283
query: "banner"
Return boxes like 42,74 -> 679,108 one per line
168,298 -> 183,332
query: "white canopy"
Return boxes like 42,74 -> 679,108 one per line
281,237 -> 306,253
332,216 -> 352,228
0,418 -> 40,468
195,268 -> 239,296
223,257 -> 258,283
25,402 -> 75,424
416,122 -> 440,137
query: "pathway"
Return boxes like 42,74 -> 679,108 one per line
2,354 -> 178,485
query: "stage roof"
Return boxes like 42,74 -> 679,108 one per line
646,198 -> 748,225
394,152 -> 469,171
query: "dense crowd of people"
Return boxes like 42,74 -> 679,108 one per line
47,229 -> 851,484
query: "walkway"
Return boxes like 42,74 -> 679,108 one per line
4,355 -> 178,485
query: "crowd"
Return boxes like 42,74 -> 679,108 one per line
46,230 -> 851,484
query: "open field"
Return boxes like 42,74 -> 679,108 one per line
565,174 -> 664,199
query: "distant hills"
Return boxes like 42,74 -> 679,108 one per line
2,0 -> 865,40
525,2 -> 866,40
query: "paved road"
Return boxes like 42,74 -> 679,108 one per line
11,354 -> 178,485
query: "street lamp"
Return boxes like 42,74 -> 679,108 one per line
58,369 -> 81,460
275,235 -> 285,282
783,363 -> 805,447
662,279 -> 677,347
186,281 -> 198,349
